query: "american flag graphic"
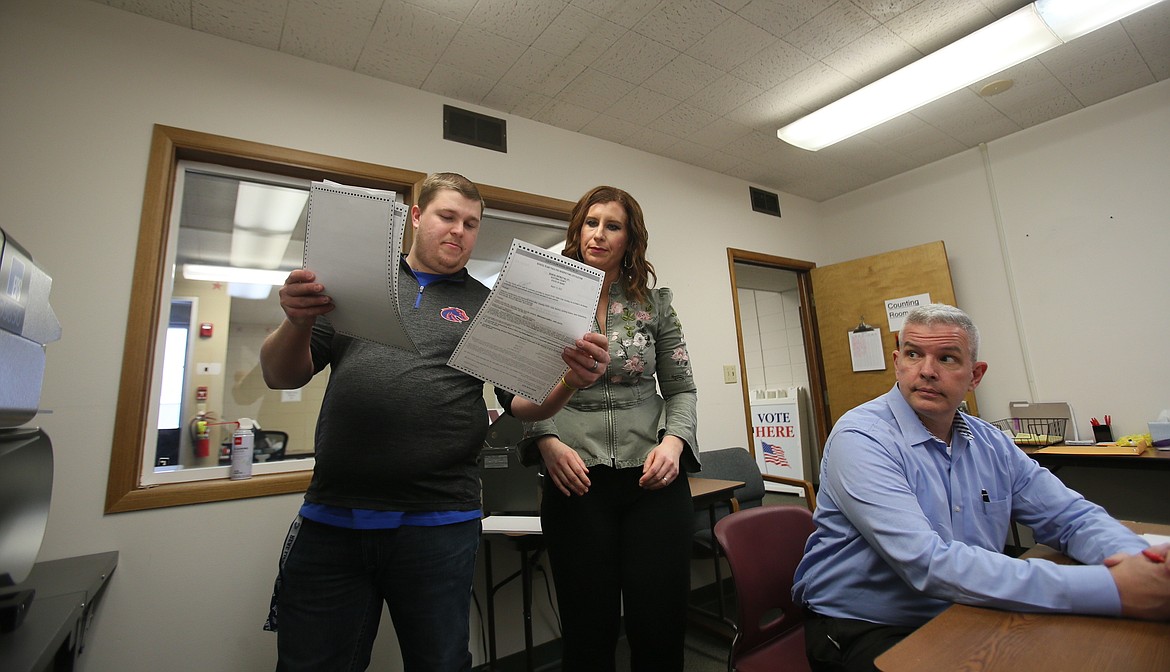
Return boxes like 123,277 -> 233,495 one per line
762,441 -> 790,467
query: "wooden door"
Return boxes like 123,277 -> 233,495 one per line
810,241 -> 978,425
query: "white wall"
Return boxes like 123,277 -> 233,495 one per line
0,1 -> 823,669
820,78 -> 1170,440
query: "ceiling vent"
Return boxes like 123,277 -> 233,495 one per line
443,105 -> 507,153
749,187 -> 781,218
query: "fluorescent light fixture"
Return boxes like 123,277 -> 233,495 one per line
182,264 -> 290,286
777,0 -> 1167,150
227,283 -> 274,300
230,182 -> 307,269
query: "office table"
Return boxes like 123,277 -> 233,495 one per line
479,477 -> 742,671
0,551 -> 118,672
687,477 -> 745,625
1023,445 -> 1170,471
875,522 -> 1170,672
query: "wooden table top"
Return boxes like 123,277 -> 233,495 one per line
875,522 -> 1170,672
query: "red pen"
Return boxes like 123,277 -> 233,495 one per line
1142,548 -> 1166,563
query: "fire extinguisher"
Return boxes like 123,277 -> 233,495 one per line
189,413 -> 215,459
194,419 -> 210,458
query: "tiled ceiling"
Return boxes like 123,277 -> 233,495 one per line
90,0 -> 1170,202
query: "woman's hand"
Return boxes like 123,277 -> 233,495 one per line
562,331 -> 610,389
639,435 -> 685,490
538,436 -> 591,497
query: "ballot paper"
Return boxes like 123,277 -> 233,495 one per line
448,240 -> 604,404
303,181 -> 415,352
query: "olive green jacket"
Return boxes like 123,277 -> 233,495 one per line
520,284 -> 700,472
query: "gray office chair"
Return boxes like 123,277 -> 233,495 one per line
692,447 -> 816,554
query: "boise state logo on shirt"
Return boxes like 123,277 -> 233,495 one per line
440,306 -> 470,323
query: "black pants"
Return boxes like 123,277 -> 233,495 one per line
804,609 -> 918,672
541,465 -> 693,672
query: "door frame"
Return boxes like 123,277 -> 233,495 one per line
727,248 -> 831,465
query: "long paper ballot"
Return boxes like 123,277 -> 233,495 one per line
303,181 -> 416,352
448,240 -> 604,404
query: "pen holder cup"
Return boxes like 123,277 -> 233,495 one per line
1092,424 -> 1114,444
1148,422 -> 1170,450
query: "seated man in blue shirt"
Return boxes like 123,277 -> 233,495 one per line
793,303 -> 1170,672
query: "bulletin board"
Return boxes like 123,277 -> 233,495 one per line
810,241 -> 978,425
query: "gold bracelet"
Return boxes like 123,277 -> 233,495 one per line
561,375 -> 578,391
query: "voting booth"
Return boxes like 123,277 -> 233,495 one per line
749,387 -> 811,495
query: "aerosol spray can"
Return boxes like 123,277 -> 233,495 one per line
230,418 -> 255,480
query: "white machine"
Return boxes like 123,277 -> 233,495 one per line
0,227 -> 61,631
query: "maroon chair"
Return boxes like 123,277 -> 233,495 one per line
713,505 -> 816,672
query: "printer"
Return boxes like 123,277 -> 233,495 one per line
478,412 -> 542,516
0,227 -> 61,631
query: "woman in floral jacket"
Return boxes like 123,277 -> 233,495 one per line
517,185 -> 699,672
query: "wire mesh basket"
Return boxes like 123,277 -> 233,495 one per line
992,417 -> 1067,446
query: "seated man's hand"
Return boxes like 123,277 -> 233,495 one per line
1106,544 -> 1170,620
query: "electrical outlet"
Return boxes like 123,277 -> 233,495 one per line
723,365 -> 737,384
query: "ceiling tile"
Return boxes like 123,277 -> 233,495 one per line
642,53 -> 725,100
532,4 -> 626,62
558,68 -> 635,112
281,0 -> 383,70
102,0 -> 190,25
686,73 -> 765,116
736,0 -> 835,39
972,59 -> 1081,127
632,0 -> 732,51
402,0 -> 479,22
884,0 -> 994,54
420,63 -> 497,102
355,45 -> 436,87
580,114 -> 644,144
591,31 -> 679,85
852,0 -> 929,24
362,1 -> 460,64
821,24 -> 917,84
1041,24 -> 1156,107
685,14 -> 776,71
722,130 -> 786,162
567,0 -> 660,29
439,25 -> 527,80
726,89 -> 804,131
767,61 -> 855,115
731,38 -> 818,88
498,47 -> 589,96
605,86 -> 680,125
661,139 -> 743,173
912,88 -> 1019,147
1125,3 -> 1170,81
466,0 -> 567,43
688,116 -> 755,148
532,98 -> 600,131
482,82 -> 553,116
713,0 -> 753,12
785,1 -> 880,60
656,102 -> 720,138
623,126 -> 683,154
194,0 -> 285,50
91,0 -> 1170,203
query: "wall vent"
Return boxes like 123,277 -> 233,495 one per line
443,105 -> 507,153
749,187 -> 781,218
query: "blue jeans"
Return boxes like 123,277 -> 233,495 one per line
274,516 -> 480,672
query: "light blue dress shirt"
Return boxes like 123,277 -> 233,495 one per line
793,385 -> 1148,627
